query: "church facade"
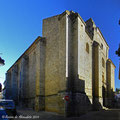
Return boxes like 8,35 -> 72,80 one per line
5,10 -> 115,116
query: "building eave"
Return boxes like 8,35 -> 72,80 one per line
97,27 -> 109,48
7,36 -> 44,72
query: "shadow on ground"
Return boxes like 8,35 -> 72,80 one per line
16,108 -> 120,120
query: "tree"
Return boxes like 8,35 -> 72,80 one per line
0,83 -> 2,92
0,57 -> 5,65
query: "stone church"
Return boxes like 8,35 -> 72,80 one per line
5,10 -> 115,116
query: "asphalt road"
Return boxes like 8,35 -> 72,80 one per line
5,109 -> 120,120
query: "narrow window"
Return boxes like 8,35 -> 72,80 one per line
86,43 -> 89,53
102,58 -> 105,68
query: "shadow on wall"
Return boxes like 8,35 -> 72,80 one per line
110,88 -> 119,109
66,74 -> 102,117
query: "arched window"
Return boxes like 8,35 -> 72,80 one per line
102,58 -> 105,68
86,43 -> 89,53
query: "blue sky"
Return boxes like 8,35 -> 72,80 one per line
0,0 -> 120,89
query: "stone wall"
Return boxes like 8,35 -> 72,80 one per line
35,38 -> 45,111
106,59 -> 115,107
11,65 -> 18,104
78,16 -> 92,99
5,10 -> 115,117
42,13 -> 67,114
5,72 -> 12,99
5,37 -> 45,109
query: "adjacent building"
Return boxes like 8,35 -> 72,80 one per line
4,10 -> 115,116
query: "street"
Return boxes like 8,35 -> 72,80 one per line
10,108 -> 120,120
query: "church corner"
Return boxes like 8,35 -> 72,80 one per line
4,10 -> 115,117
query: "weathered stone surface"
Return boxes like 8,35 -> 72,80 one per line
5,10 -> 115,117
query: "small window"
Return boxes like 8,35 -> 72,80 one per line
102,74 -> 104,83
102,58 -> 105,68
86,43 -> 89,53
101,43 -> 103,49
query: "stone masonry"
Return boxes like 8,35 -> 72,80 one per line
5,10 -> 115,117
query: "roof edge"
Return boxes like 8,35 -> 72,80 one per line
108,58 -> 116,68
7,36 -> 44,72
97,27 -> 109,47
58,10 -> 86,26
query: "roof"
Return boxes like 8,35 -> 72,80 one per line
7,36 -> 44,72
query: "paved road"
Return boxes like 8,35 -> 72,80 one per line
11,109 -> 120,120
77,109 -> 120,120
